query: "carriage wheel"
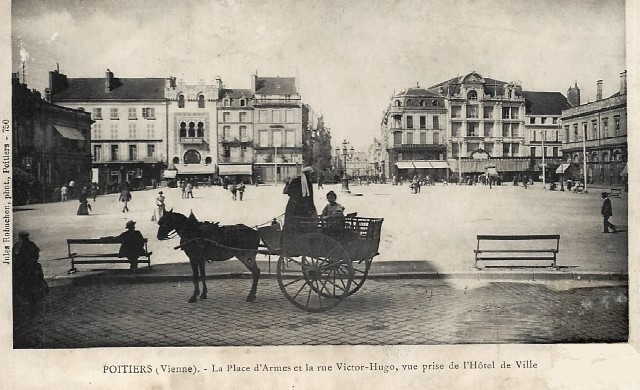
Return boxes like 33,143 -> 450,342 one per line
277,233 -> 353,312
347,257 -> 373,296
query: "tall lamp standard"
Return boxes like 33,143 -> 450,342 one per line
336,139 -> 354,194
542,129 -> 546,189
582,125 -> 588,194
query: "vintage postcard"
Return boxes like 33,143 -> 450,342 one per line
2,0 -> 638,388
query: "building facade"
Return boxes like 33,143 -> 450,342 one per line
217,86 -> 254,182
522,91 -> 572,181
252,75 -> 303,183
380,85 -> 448,180
560,71 -> 627,186
165,77 -> 221,180
302,106 -> 334,180
50,69 -> 168,190
12,73 -> 93,204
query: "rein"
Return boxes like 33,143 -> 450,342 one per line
173,237 -> 259,253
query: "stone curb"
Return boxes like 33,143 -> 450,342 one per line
46,269 -> 628,288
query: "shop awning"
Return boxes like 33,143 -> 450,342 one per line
621,164 -> 628,176
54,125 -> 85,140
556,163 -> 571,174
218,164 -> 253,175
162,170 -> 177,179
395,161 -> 450,169
429,161 -> 450,169
175,164 -> 216,175
395,162 -> 415,169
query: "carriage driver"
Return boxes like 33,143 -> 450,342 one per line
101,220 -> 146,271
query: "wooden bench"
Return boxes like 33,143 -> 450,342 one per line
474,235 -> 560,270
67,238 -> 152,273
610,188 -> 622,198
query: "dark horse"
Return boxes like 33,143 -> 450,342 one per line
157,209 -> 260,303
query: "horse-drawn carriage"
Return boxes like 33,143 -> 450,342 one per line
157,211 -> 383,312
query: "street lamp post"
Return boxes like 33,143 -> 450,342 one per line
458,140 -> 462,185
582,126 -> 588,194
337,140 -> 354,194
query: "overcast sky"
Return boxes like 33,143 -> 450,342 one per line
11,0 -> 626,149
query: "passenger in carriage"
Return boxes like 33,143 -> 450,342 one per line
320,191 -> 345,220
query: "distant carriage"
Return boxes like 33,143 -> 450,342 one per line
157,210 -> 383,312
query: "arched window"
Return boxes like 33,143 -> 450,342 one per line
205,156 -> 212,164
419,100 -> 425,107
184,150 -> 201,164
431,100 -> 439,107
602,151 -> 610,162
198,95 -> 205,108
613,151 -> 621,161
197,122 -> 204,137
179,122 -> 187,138
178,94 -> 185,108
394,100 -> 401,107
223,98 -> 230,107
467,90 -> 478,100
188,122 -> 196,137
173,156 -> 180,164
591,152 -> 599,162
406,99 -> 412,106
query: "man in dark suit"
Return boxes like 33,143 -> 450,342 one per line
102,220 -> 146,270
601,192 -> 619,233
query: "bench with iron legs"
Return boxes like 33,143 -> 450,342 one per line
609,188 -> 622,198
67,238 -> 152,274
474,234 -> 560,270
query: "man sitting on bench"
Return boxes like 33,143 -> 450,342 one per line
101,220 -> 146,271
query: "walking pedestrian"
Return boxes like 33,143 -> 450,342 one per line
230,181 -> 238,201
186,180 -> 194,198
601,192 -> 619,233
237,181 -> 246,201
60,185 -> 68,202
119,186 -> 132,212
90,183 -> 98,202
101,220 -> 146,270
77,190 -> 91,215
154,191 -> 166,221
180,180 -> 186,199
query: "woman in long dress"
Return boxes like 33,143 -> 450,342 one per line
282,166 -> 317,238
156,191 -> 165,220
77,191 -> 91,215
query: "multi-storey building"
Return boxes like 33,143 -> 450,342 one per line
560,71 -> 627,186
217,86 -> 254,183
427,72 -> 528,181
302,106 -> 334,180
252,75 -> 303,182
521,91 -> 572,180
380,84 -> 448,180
165,77 -> 221,181
50,69 -> 168,190
12,73 -> 93,204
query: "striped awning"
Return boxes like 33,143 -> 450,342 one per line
556,163 -> 571,174
395,161 -> 450,169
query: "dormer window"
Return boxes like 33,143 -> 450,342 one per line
198,95 -> 205,108
467,90 -> 478,100
394,100 -> 401,107
240,99 -> 246,107
178,94 -> 185,108
223,98 -> 230,107
419,100 -> 425,107
431,100 -> 439,107
406,99 -> 412,106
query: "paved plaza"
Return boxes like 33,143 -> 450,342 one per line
14,182 -> 628,278
14,277 -> 627,348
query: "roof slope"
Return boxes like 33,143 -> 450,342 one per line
53,78 -> 166,101
220,88 -> 253,99
255,77 -> 297,95
521,91 -> 571,115
428,76 -> 513,97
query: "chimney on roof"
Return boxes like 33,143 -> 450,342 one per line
252,73 -> 257,93
620,70 -> 627,95
215,75 -> 223,90
438,86 -> 444,95
105,69 -> 114,93
596,80 -> 603,101
567,82 -> 581,107
45,88 -> 51,102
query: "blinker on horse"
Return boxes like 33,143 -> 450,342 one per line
157,209 -> 261,303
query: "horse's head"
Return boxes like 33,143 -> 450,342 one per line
157,209 -> 186,240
